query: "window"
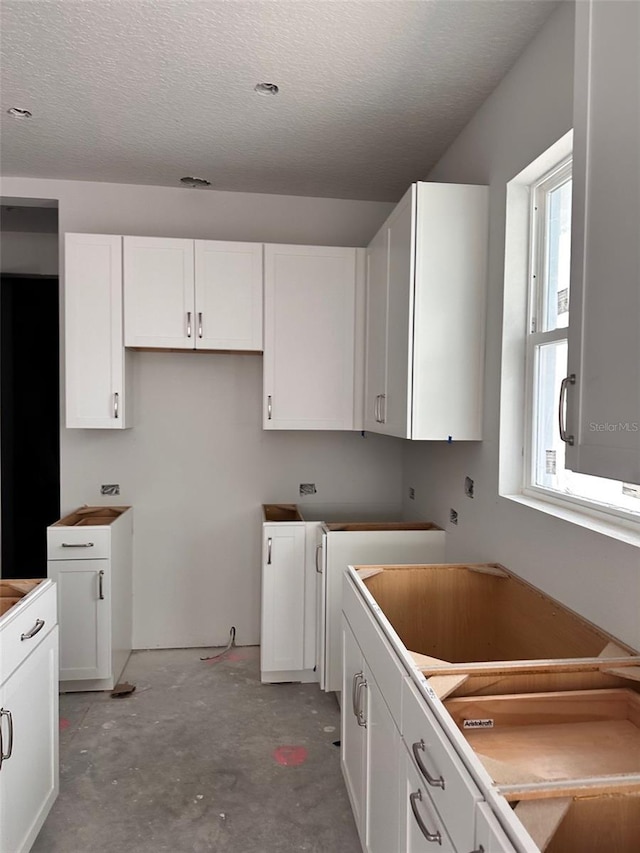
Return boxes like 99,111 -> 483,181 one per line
524,158 -> 640,520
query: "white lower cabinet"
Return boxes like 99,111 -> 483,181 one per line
342,616 -> 402,853
341,618 -> 368,844
0,581 -> 59,853
47,506 -> 132,692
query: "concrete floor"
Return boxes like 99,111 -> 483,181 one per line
32,647 -> 362,853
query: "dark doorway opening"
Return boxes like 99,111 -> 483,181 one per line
1,274 -> 60,577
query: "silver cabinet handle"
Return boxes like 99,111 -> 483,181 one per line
409,789 -> 442,844
267,537 -> 272,565
558,373 -> 576,445
412,740 -> 445,790
98,569 -> 105,600
375,394 -> 381,423
114,391 -> 119,419
315,543 -> 323,574
0,709 -> 14,768
380,393 -> 386,424
355,677 -> 367,727
267,395 -> 272,420
61,542 -> 94,548
198,312 -> 203,339
20,619 -> 45,641
351,672 -> 363,717
186,311 -> 192,338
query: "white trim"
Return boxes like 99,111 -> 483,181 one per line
503,491 -> 640,549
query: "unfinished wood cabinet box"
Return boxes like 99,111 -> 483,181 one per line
361,563 -> 640,698
0,579 -> 43,617
355,563 -> 640,851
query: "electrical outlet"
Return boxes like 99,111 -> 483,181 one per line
408,487 -> 415,500
449,508 -> 458,525
464,476 -> 474,499
299,483 -> 317,496
101,484 -> 120,496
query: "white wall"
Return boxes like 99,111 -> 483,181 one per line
403,1 -> 640,650
1,231 -> 58,275
0,176 -> 398,648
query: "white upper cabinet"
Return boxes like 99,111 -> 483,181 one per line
194,241 -> 263,350
364,182 -> 489,441
65,233 -> 131,428
263,244 -> 363,430
123,236 -> 194,349
124,237 -> 263,351
566,0 -> 640,483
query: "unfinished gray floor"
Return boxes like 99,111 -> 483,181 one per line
32,647 -> 361,853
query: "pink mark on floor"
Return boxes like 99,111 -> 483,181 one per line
272,745 -> 308,767
59,717 -> 71,731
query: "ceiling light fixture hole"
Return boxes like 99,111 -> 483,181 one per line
254,82 -> 279,96
179,176 -> 211,188
7,107 -> 33,119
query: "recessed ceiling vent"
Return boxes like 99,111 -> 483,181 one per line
254,82 -> 279,96
7,107 -> 32,119
179,176 -> 211,188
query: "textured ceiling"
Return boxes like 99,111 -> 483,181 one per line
0,0 -> 558,201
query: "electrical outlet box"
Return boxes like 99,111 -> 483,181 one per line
101,484 -> 120,496
299,483 -> 317,496
449,508 -> 458,525
464,477 -> 474,499
409,487 -> 416,500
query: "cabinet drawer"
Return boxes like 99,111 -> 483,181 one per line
402,677 -> 481,852
0,582 -> 57,685
343,574 -> 405,726
47,527 -> 110,559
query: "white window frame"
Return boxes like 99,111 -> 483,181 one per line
500,131 -> 640,542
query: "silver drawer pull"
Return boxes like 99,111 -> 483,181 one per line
0,709 -> 14,768
558,373 -> 576,445
315,543 -> 323,574
413,739 -> 445,789
355,677 -> 367,727
352,672 -> 363,718
61,542 -> 94,548
114,391 -> 119,419
198,312 -> 203,339
20,619 -> 45,641
186,311 -> 192,338
409,788 -> 442,844
98,570 -> 105,600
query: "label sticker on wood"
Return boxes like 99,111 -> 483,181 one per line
463,718 -> 494,729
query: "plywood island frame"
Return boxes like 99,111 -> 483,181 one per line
356,562 -> 640,852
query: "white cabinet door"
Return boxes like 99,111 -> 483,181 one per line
263,245 -> 358,430
194,241 -> 263,351
123,236 -> 194,349
384,188 -> 414,438
260,525 -> 306,675
65,233 -> 131,428
567,0 -> 640,483
341,617 -> 367,846
365,672 -> 401,853
48,560 -> 111,681
364,226 -> 389,432
0,627 -> 59,853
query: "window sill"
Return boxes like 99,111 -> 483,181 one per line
502,491 -> 640,549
